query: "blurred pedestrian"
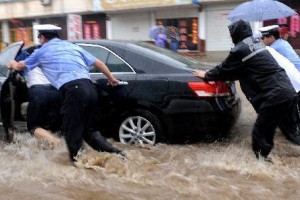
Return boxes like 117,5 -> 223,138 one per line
167,26 -> 180,52
259,25 -> 300,72
194,20 -> 300,161
154,28 -> 167,48
8,24 -> 125,163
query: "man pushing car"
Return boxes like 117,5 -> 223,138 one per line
8,24 -> 125,163
194,20 -> 300,161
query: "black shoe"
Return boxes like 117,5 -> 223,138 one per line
115,150 -> 127,158
88,131 -> 125,155
264,157 -> 274,164
286,131 -> 300,145
70,147 -> 85,162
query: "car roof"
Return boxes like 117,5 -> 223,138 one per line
73,40 -> 200,74
23,40 -> 201,74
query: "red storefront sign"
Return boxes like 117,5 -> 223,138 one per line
290,15 -> 300,37
84,24 -> 91,39
92,23 -> 100,39
84,22 -> 101,39
67,14 -> 83,40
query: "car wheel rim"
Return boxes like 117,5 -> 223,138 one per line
119,116 -> 156,146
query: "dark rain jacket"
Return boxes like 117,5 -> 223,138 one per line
204,20 -> 296,112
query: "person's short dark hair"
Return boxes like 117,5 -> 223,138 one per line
268,29 -> 280,39
38,30 -> 60,40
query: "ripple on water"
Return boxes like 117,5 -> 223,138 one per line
0,132 -> 300,199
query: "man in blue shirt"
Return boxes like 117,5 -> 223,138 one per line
8,24 -> 124,163
259,25 -> 300,72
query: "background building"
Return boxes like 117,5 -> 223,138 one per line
0,0 -> 298,54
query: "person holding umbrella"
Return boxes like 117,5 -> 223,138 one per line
259,25 -> 300,72
194,20 -> 300,161
252,32 -> 300,93
8,24 -> 125,163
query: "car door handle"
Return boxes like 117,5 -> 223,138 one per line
117,81 -> 129,85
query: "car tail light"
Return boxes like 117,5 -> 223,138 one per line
188,81 -> 231,97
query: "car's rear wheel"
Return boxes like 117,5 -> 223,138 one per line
116,109 -> 163,146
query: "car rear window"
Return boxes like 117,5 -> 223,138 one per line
133,42 -> 201,68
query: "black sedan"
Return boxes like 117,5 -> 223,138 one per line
0,40 -> 241,145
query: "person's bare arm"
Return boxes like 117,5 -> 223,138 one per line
193,69 -> 206,78
8,60 -> 26,71
93,59 -> 119,86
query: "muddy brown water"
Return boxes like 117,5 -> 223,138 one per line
0,84 -> 300,200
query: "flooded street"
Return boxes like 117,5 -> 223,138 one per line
1,84 -> 300,200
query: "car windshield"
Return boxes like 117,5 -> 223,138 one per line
133,41 -> 203,69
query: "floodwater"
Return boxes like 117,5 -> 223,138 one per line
1,85 -> 300,200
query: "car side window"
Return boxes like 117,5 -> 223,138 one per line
78,44 -> 133,73
79,45 -> 109,73
0,42 -> 24,77
106,53 -> 133,72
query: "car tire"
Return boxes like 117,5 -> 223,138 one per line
115,109 -> 164,146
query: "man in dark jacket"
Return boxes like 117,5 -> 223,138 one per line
194,20 -> 300,160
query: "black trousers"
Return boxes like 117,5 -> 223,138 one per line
27,84 -> 61,134
252,96 -> 298,158
60,79 -> 120,161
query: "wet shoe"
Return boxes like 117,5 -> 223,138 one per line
114,150 -> 127,158
264,157 -> 274,164
286,131 -> 300,145
71,147 -> 85,162
88,131 -> 126,155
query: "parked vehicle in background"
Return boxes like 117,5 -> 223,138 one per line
0,40 -> 241,146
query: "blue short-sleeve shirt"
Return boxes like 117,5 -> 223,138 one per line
271,39 -> 300,72
24,38 -> 97,89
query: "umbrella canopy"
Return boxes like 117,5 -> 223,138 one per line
149,25 -> 166,39
227,0 -> 298,22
